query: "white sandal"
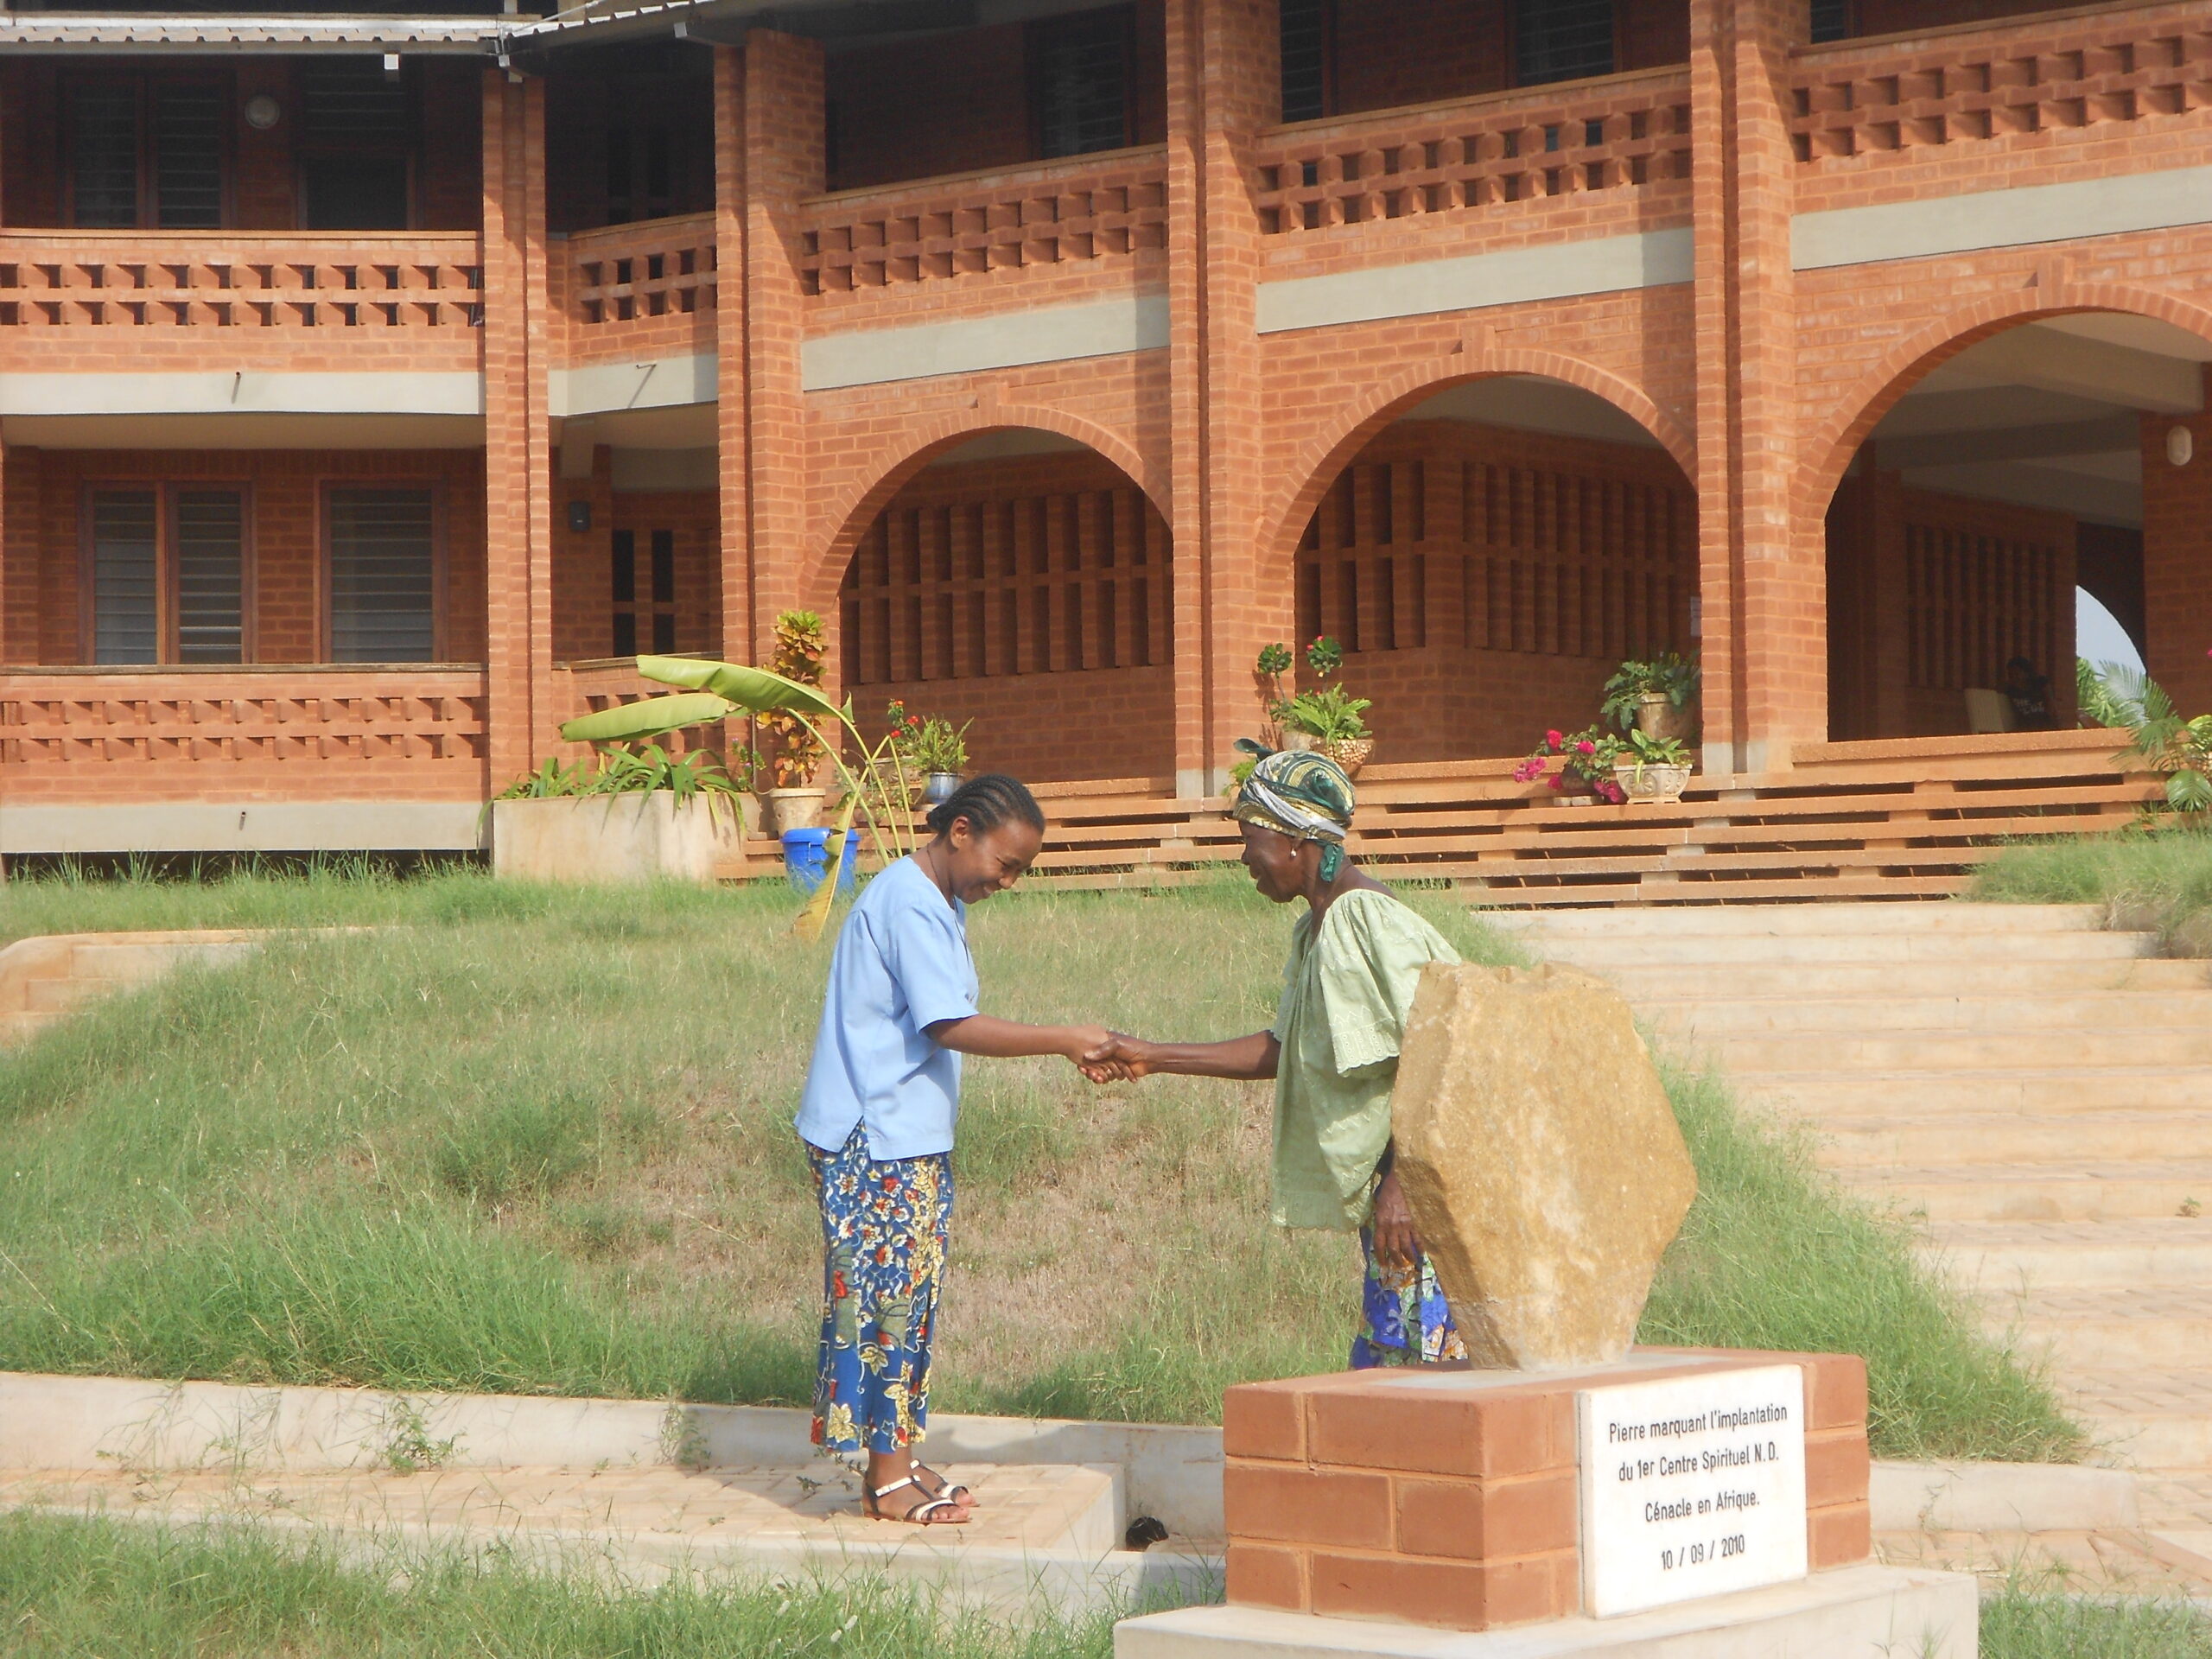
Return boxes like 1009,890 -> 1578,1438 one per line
865,1475 -> 969,1526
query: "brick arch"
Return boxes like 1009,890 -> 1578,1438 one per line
1799,283 -> 2212,524
804,404 -> 1163,614
1256,348 -> 1696,588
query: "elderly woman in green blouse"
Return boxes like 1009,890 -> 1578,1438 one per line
1085,746 -> 1466,1366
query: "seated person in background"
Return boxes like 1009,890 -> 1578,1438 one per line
2005,657 -> 2055,730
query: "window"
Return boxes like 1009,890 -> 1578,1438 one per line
1809,0 -> 1853,43
85,486 -> 246,665
67,76 -> 226,229
327,487 -> 436,663
1515,0 -> 1616,87
606,126 -> 675,225
1030,8 -> 1133,161
300,60 -> 412,231
611,526 -> 678,657
1280,0 -> 1334,124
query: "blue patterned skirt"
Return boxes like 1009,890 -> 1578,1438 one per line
806,1123 -> 954,1462
1351,1223 -> 1468,1368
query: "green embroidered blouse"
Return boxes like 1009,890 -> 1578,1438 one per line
1268,888 -> 1460,1231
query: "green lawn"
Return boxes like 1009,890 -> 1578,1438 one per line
0,865 -> 2078,1459
7,1511 -> 2208,1658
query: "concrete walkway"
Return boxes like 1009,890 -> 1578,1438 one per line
1494,900 -> 2212,1593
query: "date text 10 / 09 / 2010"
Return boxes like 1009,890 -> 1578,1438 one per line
1662,1535 -> 1748,1572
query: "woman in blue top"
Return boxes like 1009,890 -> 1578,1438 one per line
795,773 -> 1111,1527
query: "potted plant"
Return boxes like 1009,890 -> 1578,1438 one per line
1274,636 -> 1376,772
761,610 -> 829,833
559,654 -> 928,938
1611,729 -> 1694,804
491,744 -> 747,884
1516,726 -> 1627,804
1601,652 -> 1701,744
892,702 -> 973,806
1254,642 -> 1294,750
2084,662 -> 2212,817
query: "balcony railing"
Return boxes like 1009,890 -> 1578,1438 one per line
1250,68 -> 1692,237
560,213 -> 718,359
0,664 -> 489,799
798,147 -> 1169,296
1789,3 -> 2212,166
0,232 -> 482,329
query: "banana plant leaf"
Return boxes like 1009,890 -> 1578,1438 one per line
637,656 -> 843,721
559,692 -> 739,746
792,788 -> 863,943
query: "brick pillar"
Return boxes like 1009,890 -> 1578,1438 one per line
2140,394 -> 2212,714
734,32 -> 823,664
1691,0 -> 1807,774
1167,0 -> 1279,796
713,45 -> 752,666
481,69 -> 556,785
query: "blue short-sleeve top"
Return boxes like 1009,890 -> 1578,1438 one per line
794,855 -> 981,1161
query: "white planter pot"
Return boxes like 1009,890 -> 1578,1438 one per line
764,786 -> 825,834
1612,761 -> 1694,805
492,792 -> 742,886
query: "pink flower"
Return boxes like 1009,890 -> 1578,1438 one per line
1595,780 -> 1626,804
1512,758 -> 1545,782
1546,729 -> 1564,748
1549,774 -> 1567,791
1575,740 -> 1596,755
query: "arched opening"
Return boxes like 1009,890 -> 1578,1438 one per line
1287,376 -> 1698,765
836,429 -> 1174,785
1825,311 -> 2211,740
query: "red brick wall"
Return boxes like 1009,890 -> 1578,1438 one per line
836,447 -> 1175,784
1826,472 -> 2076,739
0,59 -> 480,231
550,477 -> 721,665
19,448 -> 486,666
2140,406 -> 2212,718
1290,418 -> 1697,763
1332,0 -> 1688,119
823,2 -> 1168,194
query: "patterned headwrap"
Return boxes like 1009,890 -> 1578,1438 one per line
1232,740 -> 1357,881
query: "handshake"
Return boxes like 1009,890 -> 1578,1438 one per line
1068,1029 -> 1154,1084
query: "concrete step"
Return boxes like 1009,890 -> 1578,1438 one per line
1814,1111 -> 2212,1170
1923,1220 -> 2212,1292
2066,1370 -> 2212,1466
1640,990 -> 2212,1036
1592,959 -> 2212,999
1837,1162 -> 2212,1223
1738,1068 -> 2212,1115
67,940 -> 257,978
21,977 -> 115,1014
1489,902 -> 2110,938
1998,1288 -> 2212,1370
1523,931 -> 2155,967
1695,1027 -> 2212,1072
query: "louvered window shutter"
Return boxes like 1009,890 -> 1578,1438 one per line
328,488 -> 435,663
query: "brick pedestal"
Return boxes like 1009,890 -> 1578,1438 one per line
1223,1349 -> 1872,1633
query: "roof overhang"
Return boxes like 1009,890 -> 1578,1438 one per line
0,14 -> 503,53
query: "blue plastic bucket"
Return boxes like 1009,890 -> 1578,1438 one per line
780,828 -> 861,895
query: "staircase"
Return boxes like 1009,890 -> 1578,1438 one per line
1490,903 -> 2212,1491
0,931 -> 264,1046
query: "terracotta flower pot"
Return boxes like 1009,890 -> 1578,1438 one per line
764,785 -> 825,834
1316,737 -> 1373,775
1636,692 -> 1697,745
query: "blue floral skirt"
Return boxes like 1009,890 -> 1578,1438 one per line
806,1124 -> 954,1463
1351,1223 -> 1468,1368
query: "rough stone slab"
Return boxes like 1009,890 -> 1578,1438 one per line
1870,1459 -> 2139,1533
1116,1564 -> 1975,1658
1391,963 -> 1695,1370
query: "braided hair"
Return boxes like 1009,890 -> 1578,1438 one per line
925,772 -> 1046,840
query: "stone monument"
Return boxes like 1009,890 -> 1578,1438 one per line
1390,962 -> 1697,1371
1116,962 -> 1980,1656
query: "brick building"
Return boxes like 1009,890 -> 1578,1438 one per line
3,0 -> 2208,855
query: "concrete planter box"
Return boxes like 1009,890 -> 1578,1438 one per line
491,792 -> 742,885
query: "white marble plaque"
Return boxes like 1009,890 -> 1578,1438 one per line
1576,1363 -> 1808,1618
